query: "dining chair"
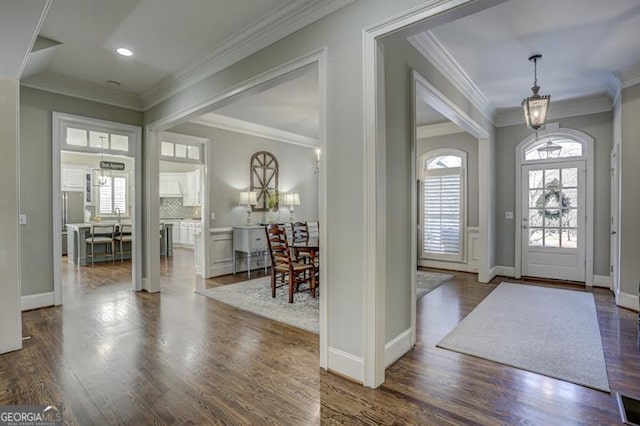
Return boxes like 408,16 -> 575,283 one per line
265,224 -> 316,303
113,224 -> 132,261
86,224 -> 115,265
292,221 -> 312,263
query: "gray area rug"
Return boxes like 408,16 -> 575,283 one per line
417,270 -> 454,298
198,271 -> 454,334
437,283 -> 610,392
197,276 -> 320,334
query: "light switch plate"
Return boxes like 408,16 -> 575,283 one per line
505,211 -> 514,219
19,214 -> 27,225
210,212 -> 215,221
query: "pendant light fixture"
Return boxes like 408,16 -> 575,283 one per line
522,54 -> 550,130
537,139 -> 562,159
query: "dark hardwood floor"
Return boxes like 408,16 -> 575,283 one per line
1,251 -> 638,425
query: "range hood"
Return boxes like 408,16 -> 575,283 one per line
160,180 -> 183,197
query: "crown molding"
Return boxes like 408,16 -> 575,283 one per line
495,93 -> 612,128
190,112 -> 318,147
21,72 -> 143,110
141,0 -> 355,109
613,60 -> 640,90
416,121 -> 465,139
408,31 -> 495,125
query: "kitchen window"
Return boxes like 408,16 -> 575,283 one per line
98,175 -> 127,216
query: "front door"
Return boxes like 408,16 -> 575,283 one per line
521,161 -> 586,281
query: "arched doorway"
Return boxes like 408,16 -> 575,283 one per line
515,124 -> 594,284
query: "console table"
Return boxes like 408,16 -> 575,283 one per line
232,226 -> 268,278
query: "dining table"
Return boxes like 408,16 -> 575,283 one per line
291,237 -> 319,272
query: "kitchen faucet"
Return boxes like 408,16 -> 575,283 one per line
115,207 -> 121,223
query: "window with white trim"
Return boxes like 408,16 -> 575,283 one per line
420,150 -> 466,262
98,174 -> 128,215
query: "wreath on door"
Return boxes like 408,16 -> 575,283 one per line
535,178 -> 571,220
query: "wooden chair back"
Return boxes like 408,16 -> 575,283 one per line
265,224 -> 292,268
292,221 -> 309,241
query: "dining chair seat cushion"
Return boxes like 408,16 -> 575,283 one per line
114,235 -> 132,242
86,236 -> 113,243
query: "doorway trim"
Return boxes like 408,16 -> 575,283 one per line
514,124 -> 594,285
611,143 -> 620,299
158,130 -> 211,287
52,112 -> 143,305
410,70 -> 490,350
143,47 -> 329,368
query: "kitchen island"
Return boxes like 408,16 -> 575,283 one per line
66,222 -> 174,265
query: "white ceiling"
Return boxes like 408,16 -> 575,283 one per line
207,63 -> 319,139
425,0 -> 640,110
29,0 -> 292,94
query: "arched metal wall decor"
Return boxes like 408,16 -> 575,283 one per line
250,151 -> 279,211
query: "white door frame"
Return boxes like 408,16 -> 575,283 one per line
143,48 -> 328,367
52,112 -> 143,304
514,124 -> 594,285
158,131 -> 210,288
363,0 -> 497,388
409,70 -> 489,349
610,144 -> 620,297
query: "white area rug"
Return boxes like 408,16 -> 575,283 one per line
417,270 -> 454,298
198,271 -> 454,334
437,283 -> 610,392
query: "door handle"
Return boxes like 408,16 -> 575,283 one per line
523,225 -> 528,230
611,231 -> 617,235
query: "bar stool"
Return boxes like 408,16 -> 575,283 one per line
86,224 -> 115,265
113,224 -> 132,262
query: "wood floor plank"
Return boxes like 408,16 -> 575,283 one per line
1,250 -> 638,424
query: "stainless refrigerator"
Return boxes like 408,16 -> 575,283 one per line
62,191 -> 85,255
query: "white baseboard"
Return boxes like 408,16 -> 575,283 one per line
617,291 -> 639,312
211,263 -> 233,277
418,259 -> 477,273
593,275 -> 613,290
328,347 -> 364,383
494,265 -> 515,278
385,328 -> 413,368
21,292 -> 55,311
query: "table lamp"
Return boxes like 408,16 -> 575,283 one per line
239,191 -> 257,225
283,192 -> 300,223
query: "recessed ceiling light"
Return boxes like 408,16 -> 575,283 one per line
107,80 -> 121,87
116,47 -> 133,57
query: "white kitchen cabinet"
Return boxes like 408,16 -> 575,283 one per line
159,173 -> 184,197
61,165 -> 86,191
173,220 -> 200,247
182,170 -> 201,206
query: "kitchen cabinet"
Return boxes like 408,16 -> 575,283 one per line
173,220 -> 201,247
182,170 -> 201,206
159,173 -> 183,197
61,165 -> 86,192
159,171 -> 201,206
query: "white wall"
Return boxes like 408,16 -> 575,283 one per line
0,78 -> 22,353
167,123 -> 319,227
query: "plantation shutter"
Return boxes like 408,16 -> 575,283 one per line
113,176 -> 127,214
98,175 -> 127,215
423,169 -> 463,261
99,178 -> 113,214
